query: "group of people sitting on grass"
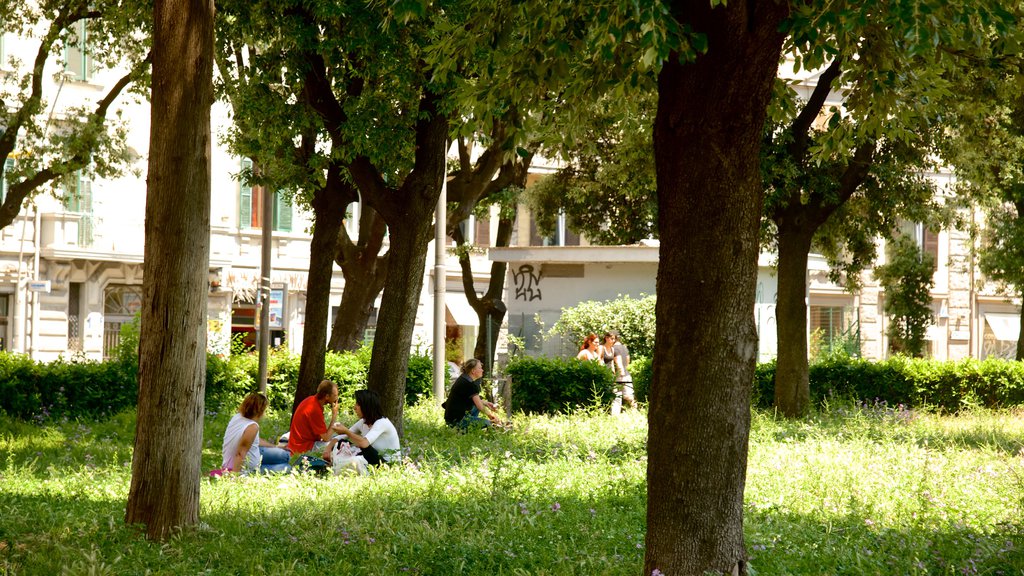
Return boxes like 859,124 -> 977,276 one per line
220,358 -> 502,476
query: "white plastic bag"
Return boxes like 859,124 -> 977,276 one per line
331,442 -> 368,476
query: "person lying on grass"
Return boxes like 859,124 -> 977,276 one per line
322,389 -> 401,468
221,392 -> 291,474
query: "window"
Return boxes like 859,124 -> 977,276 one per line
68,282 -> 82,352
0,294 -> 9,351
239,158 -> 292,232
809,304 -> 859,357
63,170 -> 93,245
103,285 -> 142,358
65,20 -> 91,82
1,158 -> 13,203
528,211 -> 579,247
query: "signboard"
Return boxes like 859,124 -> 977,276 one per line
28,280 -> 51,293
268,288 -> 285,330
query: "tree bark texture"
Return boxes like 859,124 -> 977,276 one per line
773,225 -> 815,417
327,207 -> 389,353
293,182 -> 349,413
125,0 -> 214,541
645,1 -> 788,574
467,214 -> 514,375
366,206 -> 438,437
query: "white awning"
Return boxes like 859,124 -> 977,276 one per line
984,313 -> 1020,342
446,293 -> 478,326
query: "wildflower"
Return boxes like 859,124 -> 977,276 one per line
651,570 -> 663,576
551,502 -> 560,512
589,508 -> 596,516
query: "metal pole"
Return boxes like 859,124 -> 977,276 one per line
257,183 -> 273,393
432,177 -> 447,403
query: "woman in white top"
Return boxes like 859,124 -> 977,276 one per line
221,392 -> 291,474
322,389 -> 401,466
576,333 -> 600,361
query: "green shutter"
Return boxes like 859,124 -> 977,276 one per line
64,171 -> 81,211
273,190 -> 292,232
239,158 -> 252,229
79,179 -> 93,245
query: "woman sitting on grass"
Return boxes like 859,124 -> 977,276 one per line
221,392 -> 291,474
322,389 -> 401,467
442,358 -> 502,430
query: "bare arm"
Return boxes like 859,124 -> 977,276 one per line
320,401 -> 342,441
230,423 -> 259,473
472,394 -> 499,422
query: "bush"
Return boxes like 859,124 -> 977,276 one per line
629,356 -> 651,403
548,294 -> 656,359
0,342 -> 438,422
753,355 -> 1024,411
506,356 -> 615,414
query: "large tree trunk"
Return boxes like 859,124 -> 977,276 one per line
293,178 -> 349,413
644,1 -> 787,574
327,207 -> 389,353
366,208 -> 438,437
773,224 -> 815,417
125,0 -> 213,541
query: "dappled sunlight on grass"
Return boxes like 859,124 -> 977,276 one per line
1,400 -> 1022,574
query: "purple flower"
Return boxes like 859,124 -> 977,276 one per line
551,502 -> 560,512
652,570 -> 664,576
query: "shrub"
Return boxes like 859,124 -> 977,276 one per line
753,355 -> 1024,411
0,342 -> 437,422
548,294 -> 656,359
506,356 -> 615,414
629,356 -> 651,403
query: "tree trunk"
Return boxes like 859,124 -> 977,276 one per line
644,1 -> 787,574
468,215 -> 514,375
365,208 -> 437,437
773,223 -> 815,417
327,208 -> 389,353
1017,302 -> 1024,361
125,0 -> 213,541
293,183 -> 348,413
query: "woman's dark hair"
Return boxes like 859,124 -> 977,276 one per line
239,392 -> 268,420
461,358 -> 482,374
354,389 -> 384,425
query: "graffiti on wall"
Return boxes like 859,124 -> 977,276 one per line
513,264 -> 542,302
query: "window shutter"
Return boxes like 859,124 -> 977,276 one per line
239,158 -> 252,229
274,190 -> 292,232
79,178 -> 94,245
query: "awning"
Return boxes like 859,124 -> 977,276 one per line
984,313 -> 1021,342
446,293 -> 478,326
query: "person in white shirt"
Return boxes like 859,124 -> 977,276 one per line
221,392 -> 291,474
322,389 -> 401,466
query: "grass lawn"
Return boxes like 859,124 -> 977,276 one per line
0,400 -> 1022,575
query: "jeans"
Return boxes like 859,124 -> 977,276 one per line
455,407 -> 491,431
259,446 -> 292,473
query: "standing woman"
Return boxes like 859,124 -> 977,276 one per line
322,389 -> 401,466
600,331 -> 618,372
577,333 -> 600,361
221,392 -> 291,474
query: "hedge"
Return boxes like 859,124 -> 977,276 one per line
506,356 -> 616,414
512,354 -> 1024,415
0,345 -> 434,422
753,356 -> 1024,411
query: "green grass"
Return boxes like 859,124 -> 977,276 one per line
0,402 -> 1022,575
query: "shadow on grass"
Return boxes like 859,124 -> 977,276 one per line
0,468 -> 646,576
